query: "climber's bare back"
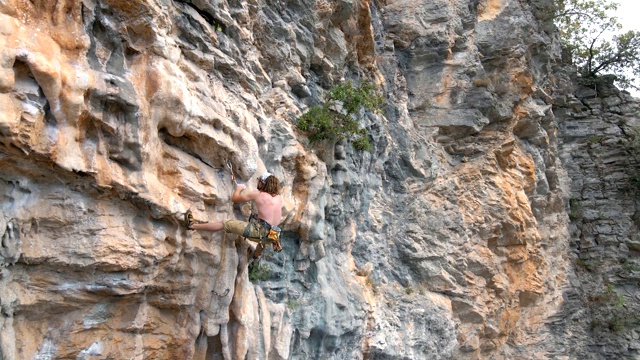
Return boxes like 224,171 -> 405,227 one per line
253,191 -> 282,226
233,187 -> 282,226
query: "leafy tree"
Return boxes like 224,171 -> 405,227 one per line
554,0 -> 640,90
297,81 -> 383,151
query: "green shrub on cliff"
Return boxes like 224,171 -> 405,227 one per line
248,261 -> 270,282
587,284 -> 637,333
297,81 -> 384,151
554,0 -> 640,90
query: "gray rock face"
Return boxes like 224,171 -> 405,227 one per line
554,78 -> 640,360
1,0 -> 634,359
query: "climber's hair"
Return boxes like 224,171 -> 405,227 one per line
257,175 -> 280,196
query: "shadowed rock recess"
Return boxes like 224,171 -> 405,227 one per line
1,0 -> 638,359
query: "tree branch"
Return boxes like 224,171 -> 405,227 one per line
585,24 -> 613,76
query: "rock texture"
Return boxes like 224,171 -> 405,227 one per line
0,0 -> 635,359
553,77 -> 640,359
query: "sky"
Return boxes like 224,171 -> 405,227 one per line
615,0 -> 639,33
614,0 -> 639,96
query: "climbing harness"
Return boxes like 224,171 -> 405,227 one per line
269,227 -> 283,252
243,214 -> 282,259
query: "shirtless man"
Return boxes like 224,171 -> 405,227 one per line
185,172 -> 283,256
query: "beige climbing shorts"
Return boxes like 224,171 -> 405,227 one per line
223,220 -> 267,242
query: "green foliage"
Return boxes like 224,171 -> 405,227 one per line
554,0 -> 640,90
298,106 -> 337,142
575,258 -> 594,271
607,314 -> 625,332
619,257 -> 638,273
472,77 -> 491,87
326,82 -> 384,115
631,176 -> 640,192
248,261 -> 270,282
405,287 -> 414,295
599,284 -> 625,308
297,81 -> 383,151
287,300 -> 299,310
569,198 -> 582,220
613,292 -> 625,308
587,135 -> 602,144
365,275 -> 379,295
625,124 -> 640,159
628,242 -> 640,252
587,284 -> 635,332
352,131 -> 372,151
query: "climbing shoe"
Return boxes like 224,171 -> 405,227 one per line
184,210 -> 195,230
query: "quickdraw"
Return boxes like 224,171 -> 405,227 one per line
225,158 -> 237,185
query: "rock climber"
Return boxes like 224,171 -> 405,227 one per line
184,172 -> 283,258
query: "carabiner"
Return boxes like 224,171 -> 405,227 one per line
225,158 -> 237,185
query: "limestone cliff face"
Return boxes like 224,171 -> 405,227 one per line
553,78 -> 640,359
0,0 -> 599,359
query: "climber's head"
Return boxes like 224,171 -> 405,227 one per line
257,172 -> 279,196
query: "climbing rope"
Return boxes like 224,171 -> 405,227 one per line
282,240 -> 289,298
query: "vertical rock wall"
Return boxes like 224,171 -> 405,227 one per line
0,0 -> 604,359
354,0 -> 570,358
0,0 -> 327,358
553,77 -> 640,359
